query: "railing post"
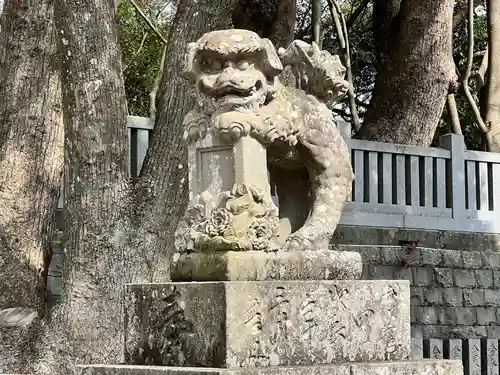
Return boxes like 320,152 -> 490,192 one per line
439,133 -> 466,218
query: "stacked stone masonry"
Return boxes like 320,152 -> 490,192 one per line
333,244 -> 500,339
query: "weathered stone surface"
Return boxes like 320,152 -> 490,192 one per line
178,29 -> 354,253
171,251 -> 362,281
446,339 -> 463,360
178,133 -> 280,253
350,360 -> 462,375
411,338 -> 423,359
481,339 -> 499,375
77,361 -> 463,375
331,225 -> 500,252
124,281 -> 410,367
464,339 -> 481,375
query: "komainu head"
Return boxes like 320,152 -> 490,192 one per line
279,40 -> 348,108
182,29 -> 283,113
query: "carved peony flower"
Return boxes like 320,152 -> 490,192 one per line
185,204 -> 205,226
248,220 -> 274,251
205,208 -> 233,237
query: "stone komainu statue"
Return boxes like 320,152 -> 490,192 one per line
181,30 -> 354,251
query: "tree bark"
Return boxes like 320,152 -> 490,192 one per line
355,0 -> 455,146
231,0 -> 297,48
0,0 -> 63,372
38,0 -> 131,372
273,0 -> 297,48
486,0 -> 500,151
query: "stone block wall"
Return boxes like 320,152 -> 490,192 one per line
336,244 -> 500,339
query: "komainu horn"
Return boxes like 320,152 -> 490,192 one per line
178,29 -> 354,253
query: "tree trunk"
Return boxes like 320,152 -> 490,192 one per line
273,0 -> 297,48
312,0 -> 321,44
38,0 -> 131,372
231,0 -> 297,48
355,0 -> 455,146
486,0 -> 500,151
0,0 -> 63,372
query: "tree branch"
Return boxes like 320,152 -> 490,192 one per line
461,0 -> 491,148
332,107 -> 352,121
473,46 -> 488,89
327,0 -> 345,49
346,0 -> 370,28
456,48 -> 487,73
149,44 -> 167,123
312,0 -> 322,45
447,94 -> 463,134
327,0 -> 361,131
128,0 -> 168,45
123,31 -> 148,71
452,0 -> 482,30
474,49 -> 487,58
155,0 -> 172,20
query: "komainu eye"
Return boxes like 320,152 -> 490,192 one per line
211,59 -> 222,71
236,60 -> 250,70
198,59 -> 222,72
198,59 -> 209,70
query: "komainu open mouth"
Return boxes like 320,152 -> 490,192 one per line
213,80 -> 263,100
208,80 -> 265,108
213,85 -> 253,99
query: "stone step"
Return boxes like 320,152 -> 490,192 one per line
77,361 -> 462,375
332,225 -> 500,251
124,280 -> 411,367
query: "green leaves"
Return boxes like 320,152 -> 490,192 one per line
116,1 -> 169,116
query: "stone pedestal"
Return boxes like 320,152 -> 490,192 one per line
123,281 -> 410,367
188,132 -> 271,206
107,244 -> 463,375
171,251 -> 363,281
77,136 -> 463,375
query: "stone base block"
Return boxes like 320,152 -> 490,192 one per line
171,251 -> 362,281
124,280 -> 410,367
78,361 -> 463,375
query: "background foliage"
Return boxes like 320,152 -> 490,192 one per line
116,0 -> 488,150
116,0 -> 173,116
